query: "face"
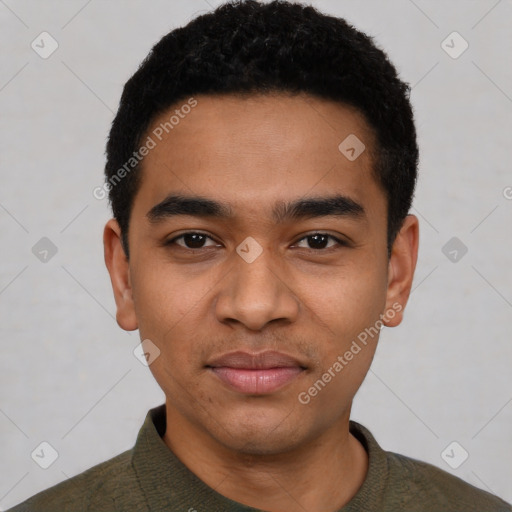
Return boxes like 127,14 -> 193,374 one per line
104,93 -> 418,455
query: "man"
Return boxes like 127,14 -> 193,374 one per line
9,1 -> 511,511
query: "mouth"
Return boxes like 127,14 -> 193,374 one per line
206,350 -> 307,394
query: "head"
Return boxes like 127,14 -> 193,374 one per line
104,0 -> 419,455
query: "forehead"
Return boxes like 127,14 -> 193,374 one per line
134,93 -> 383,220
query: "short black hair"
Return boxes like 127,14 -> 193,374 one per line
105,0 -> 418,258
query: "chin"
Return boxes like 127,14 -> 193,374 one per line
210,410 -> 306,456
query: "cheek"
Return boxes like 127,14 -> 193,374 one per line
132,256 -> 204,324
306,262 -> 387,337
131,265 -> 216,378
298,270 -> 386,419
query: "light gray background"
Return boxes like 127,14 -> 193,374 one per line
1,0 -> 511,509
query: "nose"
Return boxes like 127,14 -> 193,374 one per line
215,245 -> 300,331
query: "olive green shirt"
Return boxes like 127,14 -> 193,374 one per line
8,404 -> 511,511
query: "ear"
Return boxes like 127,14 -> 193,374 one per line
103,219 -> 138,331
383,214 -> 419,327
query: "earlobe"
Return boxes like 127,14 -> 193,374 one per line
383,214 -> 419,328
103,219 -> 138,331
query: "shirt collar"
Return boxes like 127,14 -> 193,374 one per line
131,403 -> 389,511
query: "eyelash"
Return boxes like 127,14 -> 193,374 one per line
165,231 -> 348,252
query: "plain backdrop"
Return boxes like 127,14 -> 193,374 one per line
1,0 -> 511,509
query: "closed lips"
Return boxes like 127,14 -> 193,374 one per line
206,351 -> 306,394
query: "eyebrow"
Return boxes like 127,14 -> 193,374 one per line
146,193 -> 366,224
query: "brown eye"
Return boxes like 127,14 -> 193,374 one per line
168,232 -> 218,249
295,233 -> 345,250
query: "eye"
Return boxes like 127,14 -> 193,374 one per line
167,232 -> 219,250
165,231 -> 347,252
294,233 -> 346,251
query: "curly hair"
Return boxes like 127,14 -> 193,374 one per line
105,0 -> 418,257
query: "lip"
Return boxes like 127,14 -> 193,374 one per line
206,350 -> 306,394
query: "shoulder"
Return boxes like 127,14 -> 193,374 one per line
349,421 -> 511,512
7,449 -> 145,512
385,450 -> 512,511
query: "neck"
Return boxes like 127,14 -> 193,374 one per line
162,401 -> 368,512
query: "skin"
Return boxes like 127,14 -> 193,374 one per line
104,92 -> 419,512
